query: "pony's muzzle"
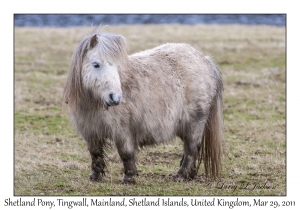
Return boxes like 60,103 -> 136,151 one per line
106,93 -> 122,106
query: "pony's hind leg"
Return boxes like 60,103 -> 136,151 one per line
175,121 -> 205,181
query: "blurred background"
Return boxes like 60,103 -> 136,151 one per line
14,14 -> 286,27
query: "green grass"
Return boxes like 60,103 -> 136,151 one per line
14,25 -> 286,196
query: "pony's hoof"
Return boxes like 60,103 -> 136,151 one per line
89,173 -> 101,182
173,174 -> 185,182
122,176 -> 136,184
173,173 -> 194,182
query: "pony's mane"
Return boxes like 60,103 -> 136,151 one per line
63,27 -> 128,110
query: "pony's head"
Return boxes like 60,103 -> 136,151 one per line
63,28 -> 128,109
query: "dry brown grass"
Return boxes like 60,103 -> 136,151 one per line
14,24 -> 285,196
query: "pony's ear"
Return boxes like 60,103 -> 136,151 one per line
89,34 -> 98,49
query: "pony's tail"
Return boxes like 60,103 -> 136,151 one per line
198,58 -> 224,180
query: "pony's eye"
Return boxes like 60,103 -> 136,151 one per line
92,62 -> 100,68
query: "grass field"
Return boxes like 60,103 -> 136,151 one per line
14,24 -> 286,196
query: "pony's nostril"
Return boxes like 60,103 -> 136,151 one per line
107,93 -> 122,106
109,93 -> 114,102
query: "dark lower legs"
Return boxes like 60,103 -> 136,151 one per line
119,153 -> 137,184
86,135 -> 137,184
176,154 -> 197,181
175,122 -> 205,181
89,152 -> 106,182
81,131 -> 107,182
116,140 -> 137,184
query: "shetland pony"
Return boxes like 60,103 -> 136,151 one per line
63,28 -> 224,184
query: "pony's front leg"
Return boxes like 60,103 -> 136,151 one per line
116,139 -> 137,184
87,141 -> 106,182
120,153 -> 137,184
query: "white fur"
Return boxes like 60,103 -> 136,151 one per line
82,48 -> 122,104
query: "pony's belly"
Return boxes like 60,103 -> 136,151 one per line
136,121 -> 178,146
